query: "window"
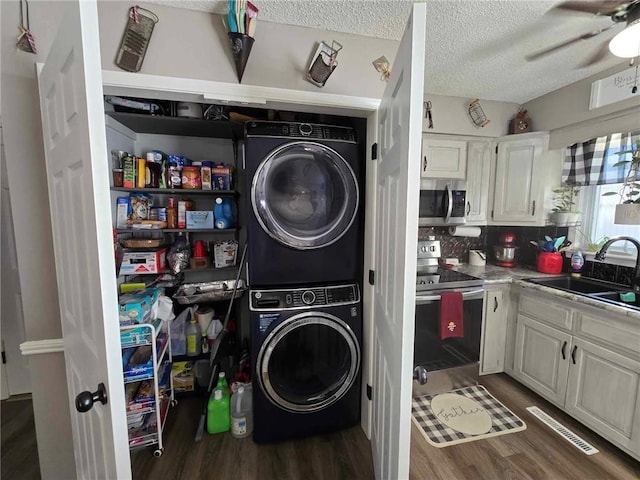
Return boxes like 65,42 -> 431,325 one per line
580,183 -> 639,257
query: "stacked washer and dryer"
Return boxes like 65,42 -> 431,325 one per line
244,121 -> 364,443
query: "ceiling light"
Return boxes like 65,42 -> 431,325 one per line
609,19 -> 640,58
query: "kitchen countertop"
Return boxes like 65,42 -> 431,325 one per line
451,264 -> 555,284
450,263 -> 640,320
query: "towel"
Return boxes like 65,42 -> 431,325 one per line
439,292 -> 464,340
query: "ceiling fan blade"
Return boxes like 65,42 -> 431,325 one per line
525,23 -> 617,61
552,1 -> 631,16
578,39 -> 612,67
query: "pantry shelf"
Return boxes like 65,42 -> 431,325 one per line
107,112 -> 244,139
111,187 -> 237,196
116,228 -> 238,234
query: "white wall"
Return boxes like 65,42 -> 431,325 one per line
98,1 -> 399,99
420,94 -> 518,137
523,62 -> 640,149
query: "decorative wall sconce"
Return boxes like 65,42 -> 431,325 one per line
306,41 -> 342,87
372,56 -> 391,81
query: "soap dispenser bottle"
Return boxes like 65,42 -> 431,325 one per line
570,251 -> 584,278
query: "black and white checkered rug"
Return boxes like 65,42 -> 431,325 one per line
412,384 -> 527,447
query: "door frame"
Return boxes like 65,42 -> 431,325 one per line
101,71 -> 381,438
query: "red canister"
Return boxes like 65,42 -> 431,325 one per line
537,252 -> 563,274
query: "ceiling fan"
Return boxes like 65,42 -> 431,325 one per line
526,0 -> 640,67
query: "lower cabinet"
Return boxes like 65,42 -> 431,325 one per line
510,290 -> 640,460
513,315 -> 572,407
565,337 -> 640,453
480,287 -> 508,375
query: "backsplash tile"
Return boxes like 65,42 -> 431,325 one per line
417,225 -> 631,286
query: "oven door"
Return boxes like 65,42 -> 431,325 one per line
413,288 -> 484,371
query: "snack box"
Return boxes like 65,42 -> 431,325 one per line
186,210 -> 214,229
120,247 -> 167,275
212,163 -> 232,190
171,361 -> 195,392
119,292 -> 153,325
213,240 -> 238,268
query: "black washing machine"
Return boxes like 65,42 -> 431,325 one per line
250,283 -> 362,443
244,121 -> 364,287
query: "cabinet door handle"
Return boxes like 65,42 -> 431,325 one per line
571,345 -> 577,364
561,341 -> 567,360
467,201 -> 471,216
493,297 -> 498,312
423,156 -> 427,172
532,200 -> 536,216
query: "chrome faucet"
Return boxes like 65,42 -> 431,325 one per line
594,236 -> 640,293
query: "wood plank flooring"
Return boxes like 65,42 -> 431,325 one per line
1,395 -> 41,480
409,374 -> 640,480
3,374 -> 639,480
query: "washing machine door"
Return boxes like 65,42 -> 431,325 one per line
251,142 -> 359,250
257,311 -> 360,412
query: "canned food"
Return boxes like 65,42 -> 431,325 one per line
182,166 -> 201,190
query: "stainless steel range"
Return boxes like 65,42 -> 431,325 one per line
413,238 -> 485,395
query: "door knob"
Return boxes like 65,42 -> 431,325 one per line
75,383 -> 108,413
413,366 -> 428,385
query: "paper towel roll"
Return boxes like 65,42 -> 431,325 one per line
448,226 -> 481,238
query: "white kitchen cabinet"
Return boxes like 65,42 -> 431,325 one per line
465,140 -> 491,225
510,288 -> 640,460
480,287 -> 508,375
513,314 -> 572,407
565,337 -> 640,455
421,136 -> 467,179
490,132 -> 550,224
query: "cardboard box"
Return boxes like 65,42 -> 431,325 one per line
177,199 -> 194,229
186,210 -> 214,229
171,361 -> 195,392
212,163 -> 232,190
120,247 -> 167,275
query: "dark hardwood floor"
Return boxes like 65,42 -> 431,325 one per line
3,374 -> 639,480
1,395 -> 41,480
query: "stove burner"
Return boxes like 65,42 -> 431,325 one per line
416,267 -> 483,292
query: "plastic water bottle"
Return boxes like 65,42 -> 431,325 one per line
230,385 -> 253,438
570,251 -> 584,278
207,388 -> 230,434
185,317 -> 202,357
214,197 -> 234,229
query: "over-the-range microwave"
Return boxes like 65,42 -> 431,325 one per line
418,179 -> 467,226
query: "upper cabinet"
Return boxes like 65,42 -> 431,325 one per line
465,140 -> 491,225
489,132 -> 550,225
421,136 -> 467,179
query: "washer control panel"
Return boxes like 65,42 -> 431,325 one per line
250,284 -> 360,311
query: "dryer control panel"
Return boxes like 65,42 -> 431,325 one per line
250,284 -> 360,311
245,121 -> 356,143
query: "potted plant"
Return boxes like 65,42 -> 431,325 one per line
576,229 -> 609,253
551,185 -> 580,226
603,138 -> 640,225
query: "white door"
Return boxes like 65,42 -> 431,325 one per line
370,3 -> 426,479
37,1 -> 130,478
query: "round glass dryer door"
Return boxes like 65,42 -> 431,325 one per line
257,312 -> 360,412
251,142 -> 359,249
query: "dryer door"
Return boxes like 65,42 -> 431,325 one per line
251,142 -> 359,250
257,311 -> 360,412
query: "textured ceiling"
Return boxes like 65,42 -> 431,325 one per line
146,0 -> 627,104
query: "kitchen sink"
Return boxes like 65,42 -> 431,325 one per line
589,292 -> 640,311
525,275 -> 639,312
525,276 -> 626,295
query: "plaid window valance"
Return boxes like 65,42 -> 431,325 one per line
563,131 -> 640,186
